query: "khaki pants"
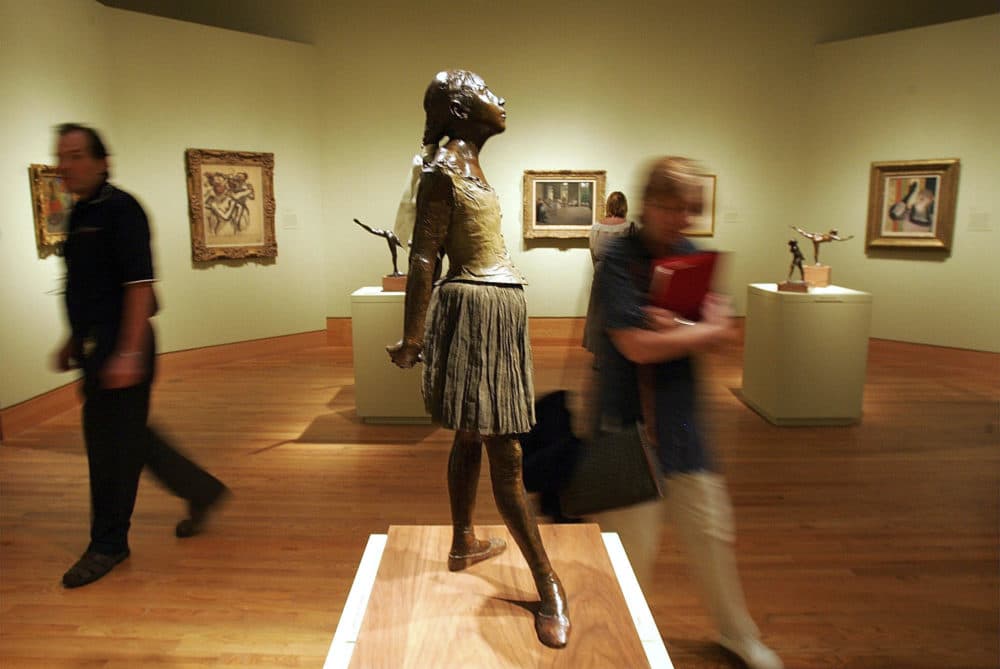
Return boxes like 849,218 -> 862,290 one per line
592,471 -> 759,642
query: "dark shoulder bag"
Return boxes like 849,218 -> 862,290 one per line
558,368 -> 662,517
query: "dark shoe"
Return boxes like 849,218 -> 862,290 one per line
176,486 -> 230,538
447,537 -> 506,571
62,549 -> 130,588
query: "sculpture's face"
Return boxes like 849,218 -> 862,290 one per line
459,74 -> 506,134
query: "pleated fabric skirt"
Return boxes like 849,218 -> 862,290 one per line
422,281 -> 536,435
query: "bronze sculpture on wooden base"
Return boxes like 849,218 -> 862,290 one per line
791,226 -> 854,287
354,218 -> 407,291
778,239 -> 809,292
387,70 -> 570,648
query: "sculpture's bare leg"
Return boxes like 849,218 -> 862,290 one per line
484,434 -> 571,648
448,430 -> 506,570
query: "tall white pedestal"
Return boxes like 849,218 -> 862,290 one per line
742,283 -> 872,425
350,287 -> 430,423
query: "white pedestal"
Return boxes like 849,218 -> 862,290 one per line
742,283 -> 872,425
350,287 -> 430,423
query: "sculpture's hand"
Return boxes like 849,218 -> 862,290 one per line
387,340 -> 423,368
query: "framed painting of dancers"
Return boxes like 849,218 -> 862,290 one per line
865,159 -> 959,252
186,148 -> 276,261
523,170 -> 606,239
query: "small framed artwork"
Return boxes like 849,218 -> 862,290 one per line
865,159 -> 959,251
523,170 -> 606,239
28,164 -> 75,255
684,173 -> 716,237
185,148 -> 276,261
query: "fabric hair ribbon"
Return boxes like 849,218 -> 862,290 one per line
393,143 -> 438,247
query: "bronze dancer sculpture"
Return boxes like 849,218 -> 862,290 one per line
354,218 -> 406,276
787,239 -> 805,281
387,70 -> 570,648
790,226 -> 854,265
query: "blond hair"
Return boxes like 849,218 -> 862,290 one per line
642,156 -> 702,203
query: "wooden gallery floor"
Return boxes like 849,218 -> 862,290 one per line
1,334 -> 997,669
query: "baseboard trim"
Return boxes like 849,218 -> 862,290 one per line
0,380 -> 83,442
326,316 -> 588,348
155,331 -> 326,377
0,330 -> 326,442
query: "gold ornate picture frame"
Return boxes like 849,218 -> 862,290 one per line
523,170 -> 606,239
865,159 -> 959,252
684,173 -> 716,237
28,164 -> 74,256
185,149 -> 276,261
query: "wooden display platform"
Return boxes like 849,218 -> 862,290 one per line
803,263 -> 831,287
327,524 -> 670,669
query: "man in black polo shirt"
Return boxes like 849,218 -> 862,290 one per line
54,123 -> 229,588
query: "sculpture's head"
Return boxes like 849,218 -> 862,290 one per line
639,157 -> 702,249
422,70 -> 506,146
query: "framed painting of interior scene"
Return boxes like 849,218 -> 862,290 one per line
29,164 -> 75,256
684,173 -> 716,237
523,170 -> 606,239
186,149 -> 276,261
866,159 -> 959,251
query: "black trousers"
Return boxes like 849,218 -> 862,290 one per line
82,376 -> 225,554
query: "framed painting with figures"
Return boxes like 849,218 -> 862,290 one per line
29,164 -> 75,256
186,148 -> 276,261
866,159 -> 959,251
684,173 -> 716,237
523,170 -> 606,239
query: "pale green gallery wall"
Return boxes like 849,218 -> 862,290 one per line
1,0 -> 115,409
316,1 -> 821,321
803,16 -> 999,351
102,10 -> 327,352
2,2 -> 996,409
1,0 -> 325,408
316,5 -> 997,353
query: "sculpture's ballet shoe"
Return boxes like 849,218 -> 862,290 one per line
534,575 -> 571,648
447,537 -> 506,571
534,610 -> 571,648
